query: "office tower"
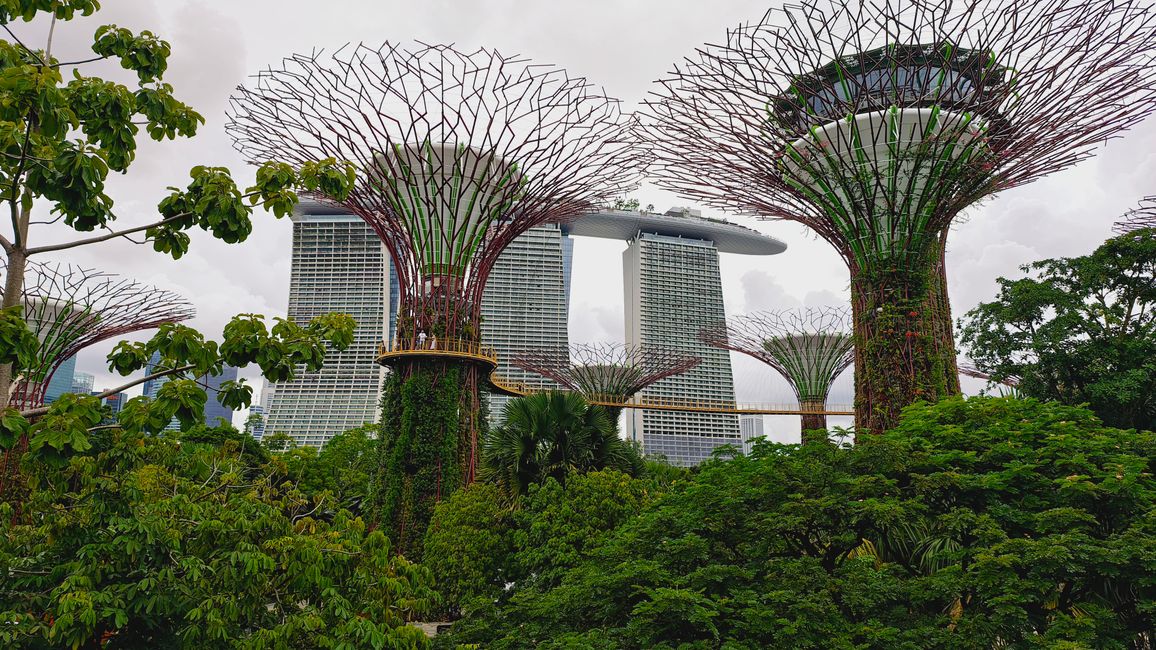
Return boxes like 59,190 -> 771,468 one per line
43,355 -> 76,403
70,371 -> 94,395
203,365 -> 239,427
739,414 -> 764,453
246,404 -> 266,440
264,203 -> 398,447
101,392 -> 128,421
142,351 -> 179,432
480,224 -> 571,426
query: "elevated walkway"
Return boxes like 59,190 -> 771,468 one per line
376,339 -> 499,371
377,340 -> 854,417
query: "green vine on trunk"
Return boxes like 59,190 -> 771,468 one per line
372,362 -> 464,558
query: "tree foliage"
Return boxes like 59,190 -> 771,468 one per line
0,423 -> 435,648
0,0 -> 356,408
277,424 -> 376,515
446,398 -> 1156,649
422,482 -> 512,618
960,230 -> 1156,431
481,391 -> 642,499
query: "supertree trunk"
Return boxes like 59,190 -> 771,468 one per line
799,399 -> 828,433
373,357 -> 485,559
851,253 -> 955,435
929,227 -> 961,396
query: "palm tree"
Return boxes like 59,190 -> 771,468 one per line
481,391 -> 640,498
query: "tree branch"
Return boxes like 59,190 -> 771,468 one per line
19,363 -> 196,418
25,188 -> 268,256
25,214 -> 184,256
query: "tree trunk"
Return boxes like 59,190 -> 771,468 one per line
799,399 -> 827,436
371,358 -> 483,558
851,255 -> 959,436
0,248 -> 28,410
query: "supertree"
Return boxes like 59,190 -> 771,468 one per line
0,261 -> 194,501
227,43 -> 638,554
513,343 -> 700,422
1115,196 -> 1156,234
641,0 -> 1156,434
699,308 -> 853,433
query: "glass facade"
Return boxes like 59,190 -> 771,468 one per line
265,209 -> 397,447
624,232 -> 741,466
202,365 -> 239,427
480,224 -> 570,426
43,354 -> 76,403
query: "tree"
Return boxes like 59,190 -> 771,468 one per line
0,1 -> 354,410
275,425 -> 376,514
960,230 -> 1156,431
422,482 -> 512,618
445,398 -> 1156,648
480,391 -> 640,500
0,421 -> 436,648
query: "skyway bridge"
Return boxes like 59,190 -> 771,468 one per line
376,340 -> 854,417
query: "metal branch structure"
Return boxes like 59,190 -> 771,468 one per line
0,261 -> 194,501
1115,196 -> 1156,234
958,361 -> 1020,389
700,308 -> 853,433
227,43 -> 639,555
514,343 -> 700,420
641,0 -> 1156,435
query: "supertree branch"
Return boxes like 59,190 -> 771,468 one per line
700,307 -> 853,432
641,0 -> 1156,435
958,361 -> 1020,389
514,343 -> 700,404
1,261 -> 195,410
227,43 -> 641,344
1115,196 -> 1156,234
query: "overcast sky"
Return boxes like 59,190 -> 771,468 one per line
16,1 -> 1156,440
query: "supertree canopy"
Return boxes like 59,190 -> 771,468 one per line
641,0 -> 1156,434
514,343 -> 700,420
0,261 -> 194,502
1115,196 -> 1156,234
699,308 -> 853,433
227,43 -> 638,555
3,262 -> 195,409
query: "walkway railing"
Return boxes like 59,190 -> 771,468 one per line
376,339 -> 499,365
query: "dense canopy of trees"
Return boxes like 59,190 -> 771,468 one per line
442,398 -> 1156,649
960,230 -> 1156,431
0,423 -> 435,648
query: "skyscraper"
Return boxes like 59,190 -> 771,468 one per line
739,414 -> 765,453
246,404 -> 266,440
70,371 -> 94,396
203,365 -> 239,427
265,202 -> 399,447
568,208 -> 786,466
480,224 -> 571,425
623,231 -> 741,465
142,352 -> 239,431
142,351 -> 179,432
43,354 -> 76,403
